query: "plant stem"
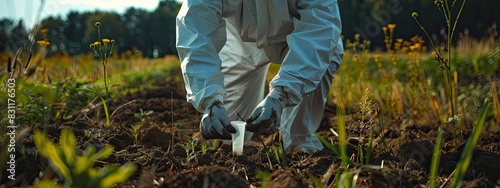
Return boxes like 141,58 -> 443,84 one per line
103,63 -> 109,99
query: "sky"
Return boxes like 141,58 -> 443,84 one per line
0,0 -> 184,29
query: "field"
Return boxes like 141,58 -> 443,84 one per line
2,11 -> 500,188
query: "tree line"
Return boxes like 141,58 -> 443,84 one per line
1,0 -> 498,58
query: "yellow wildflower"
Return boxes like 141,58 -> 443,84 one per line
102,38 -> 111,43
95,22 -> 101,27
414,43 -> 421,49
409,45 -> 417,51
373,54 -> 381,62
37,40 -> 50,46
387,24 -> 396,32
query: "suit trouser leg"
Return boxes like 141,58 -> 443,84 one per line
281,62 -> 338,153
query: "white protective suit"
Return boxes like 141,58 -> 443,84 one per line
176,0 -> 344,153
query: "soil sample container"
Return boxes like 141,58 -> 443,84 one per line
231,121 -> 253,154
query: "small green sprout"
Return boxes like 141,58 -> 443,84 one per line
84,130 -> 92,137
134,108 -> 153,121
130,124 -> 142,146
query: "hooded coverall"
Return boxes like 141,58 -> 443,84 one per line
176,0 -> 344,153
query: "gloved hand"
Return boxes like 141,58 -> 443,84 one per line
200,100 -> 236,140
246,88 -> 287,135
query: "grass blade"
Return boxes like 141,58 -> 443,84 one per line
450,98 -> 491,188
428,125 -> 444,188
366,129 -> 373,165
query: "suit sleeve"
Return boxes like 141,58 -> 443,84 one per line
270,0 -> 342,106
176,0 -> 226,112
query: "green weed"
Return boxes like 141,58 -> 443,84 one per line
353,88 -> 376,165
89,22 -> 116,100
33,128 -> 136,188
412,0 -> 468,125
130,124 -> 142,146
134,108 -> 153,122
179,133 -> 199,162
271,140 -> 288,168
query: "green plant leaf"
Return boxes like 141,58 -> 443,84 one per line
60,128 -> 76,165
94,146 -> 114,160
74,156 -> 94,176
98,164 -> 137,187
316,133 -> 356,166
428,125 -> 444,188
315,133 -> 340,156
366,129 -> 374,165
34,129 -> 72,182
83,145 -> 97,158
450,98 -> 491,188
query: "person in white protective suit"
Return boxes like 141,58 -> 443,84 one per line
176,0 -> 344,154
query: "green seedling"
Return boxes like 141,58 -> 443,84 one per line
200,141 -> 208,155
130,124 -> 142,146
271,140 -> 288,168
34,128 -> 136,188
134,108 -> 153,122
84,130 -> 92,137
179,133 -> 199,162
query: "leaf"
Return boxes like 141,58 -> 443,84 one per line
450,98 -> 491,188
83,145 -> 97,158
74,157 -> 94,176
94,146 -> 114,160
34,129 -> 72,182
315,133 -> 340,156
316,133 -> 356,167
98,164 -> 137,187
60,128 -> 76,165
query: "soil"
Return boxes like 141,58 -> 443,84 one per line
3,74 -> 500,187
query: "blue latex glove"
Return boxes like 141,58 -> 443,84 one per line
200,100 -> 236,139
246,88 -> 287,135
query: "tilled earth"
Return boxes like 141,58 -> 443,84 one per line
4,80 -> 500,187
